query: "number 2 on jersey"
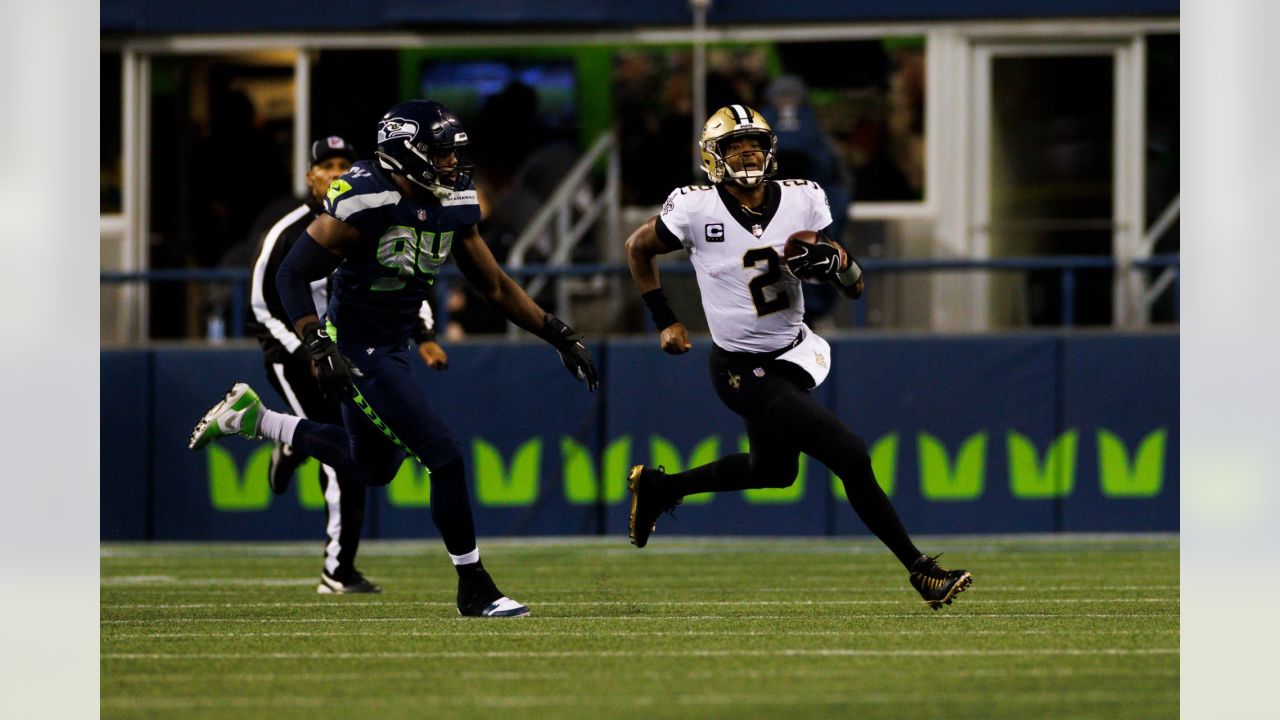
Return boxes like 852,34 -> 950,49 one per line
372,226 -> 452,291
743,247 -> 791,317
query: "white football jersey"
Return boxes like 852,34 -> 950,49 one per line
657,180 -> 833,353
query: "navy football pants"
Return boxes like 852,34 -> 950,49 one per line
289,340 -> 478,556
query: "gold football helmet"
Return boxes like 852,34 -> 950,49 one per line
699,104 -> 777,187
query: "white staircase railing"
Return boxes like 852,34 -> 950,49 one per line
506,131 -> 620,335
1139,195 -> 1180,323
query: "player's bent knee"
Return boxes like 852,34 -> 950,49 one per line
749,458 -> 799,488
352,454 -> 407,487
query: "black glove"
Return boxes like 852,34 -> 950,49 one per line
535,313 -> 599,391
785,240 -> 845,282
301,321 -> 364,399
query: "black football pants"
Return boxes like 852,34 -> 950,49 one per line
264,353 -> 368,579
662,346 -> 922,569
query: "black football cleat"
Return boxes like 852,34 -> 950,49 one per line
627,465 -> 682,548
457,567 -> 529,618
317,569 -> 382,594
267,441 -> 304,495
909,554 -> 972,610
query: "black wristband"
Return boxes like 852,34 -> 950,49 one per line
300,320 -> 328,348
534,312 -> 578,347
641,288 -> 679,331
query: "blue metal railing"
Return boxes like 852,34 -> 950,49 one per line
101,255 -> 1179,337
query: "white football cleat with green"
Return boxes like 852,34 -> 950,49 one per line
189,383 -> 263,450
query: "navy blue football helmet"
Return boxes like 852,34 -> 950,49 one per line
374,100 -> 473,199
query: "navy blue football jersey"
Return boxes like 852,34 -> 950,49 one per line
322,161 -> 481,343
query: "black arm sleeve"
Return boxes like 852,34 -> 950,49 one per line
276,230 -> 343,327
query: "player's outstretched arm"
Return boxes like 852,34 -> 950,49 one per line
626,218 -> 691,355
453,226 -> 599,390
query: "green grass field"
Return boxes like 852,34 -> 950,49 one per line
101,535 -> 1178,719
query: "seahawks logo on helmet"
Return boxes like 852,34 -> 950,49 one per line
378,118 -> 419,143
374,100 -> 474,200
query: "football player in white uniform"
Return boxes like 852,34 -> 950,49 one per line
624,105 -> 972,609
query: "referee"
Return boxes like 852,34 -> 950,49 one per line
246,136 -> 449,593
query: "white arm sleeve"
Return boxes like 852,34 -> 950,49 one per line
250,205 -> 311,353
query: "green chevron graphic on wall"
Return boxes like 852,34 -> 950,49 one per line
205,428 -> 1171,511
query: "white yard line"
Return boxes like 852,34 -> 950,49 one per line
101,597 -> 1176,610
99,533 -> 1178,558
105,665 -> 1179,684
99,577 -> 1179,593
107,627 -> 1177,640
103,647 -> 1177,660
101,576 -> 316,587
100,611 -> 1177,625
101,688 -> 1176,710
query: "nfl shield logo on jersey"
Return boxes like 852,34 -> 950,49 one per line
417,209 -> 427,221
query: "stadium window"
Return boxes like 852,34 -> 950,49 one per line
101,51 -> 123,215
143,54 -> 295,339
1145,33 -> 1179,324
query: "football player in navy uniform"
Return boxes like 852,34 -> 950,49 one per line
190,100 -> 599,617
623,105 -> 971,609
245,135 -> 449,595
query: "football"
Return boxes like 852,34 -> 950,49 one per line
783,230 -> 822,260
783,230 -> 847,283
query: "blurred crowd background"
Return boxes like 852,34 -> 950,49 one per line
100,2 -> 1179,343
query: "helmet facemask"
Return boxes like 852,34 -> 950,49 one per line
412,137 -> 473,199
377,138 -> 472,200
710,130 -> 776,188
